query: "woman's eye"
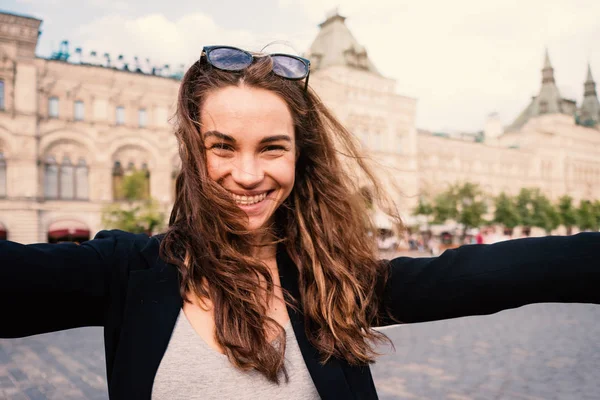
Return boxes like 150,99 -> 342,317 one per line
263,145 -> 286,153
209,143 -> 233,151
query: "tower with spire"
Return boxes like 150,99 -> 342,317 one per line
579,64 -> 600,127
507,50 -> 577,131
304,9 -> 380,75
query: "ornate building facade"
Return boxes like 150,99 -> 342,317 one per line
0,10 -> 598,243
417,50 -> 600,207
0,11 -> 179,243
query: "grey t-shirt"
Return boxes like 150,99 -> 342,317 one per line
152,309 -> 321,399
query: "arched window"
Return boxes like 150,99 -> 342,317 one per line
0,152 -> 6,198
75,158 -> 89,200
59,157 -> 74,199
112,161 -> 124,201
44,156 -> 59,199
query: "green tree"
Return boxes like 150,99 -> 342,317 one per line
515,188 -> 535,231
493,192 -> 520,235
576,200 -> 597,231
432,182 -> 487,237
530,192 -> 560,234
592,200 -> 600,231
413,196 -> 434,217
432,191 -> 458,224
102,170 -> 165,235
557,195 -> 577,235
455,182 -> 488,234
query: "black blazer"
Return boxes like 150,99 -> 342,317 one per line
1,230 -> 599,399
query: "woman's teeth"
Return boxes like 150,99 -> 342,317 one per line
230,192 -> 268,205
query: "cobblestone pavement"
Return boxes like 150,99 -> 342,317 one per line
2,303 -> 599,400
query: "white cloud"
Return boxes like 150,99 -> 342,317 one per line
75,13 -> 255,68
74,11 -> 317,71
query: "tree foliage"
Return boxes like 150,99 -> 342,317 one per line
493,192 -> 521,229
102,171 -> 165,235
413,197 -> 434,217
432,183 -> 487,234
577,200 -> 598,231
530,191 -> 560,234
515,188 -> 535,228
558,195 -> 577,234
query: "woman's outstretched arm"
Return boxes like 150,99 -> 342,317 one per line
0,230 -> 131,338
376,232 -> 600,327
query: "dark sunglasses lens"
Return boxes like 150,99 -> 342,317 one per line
271,56 -> 308,79
208,48 -> 252,71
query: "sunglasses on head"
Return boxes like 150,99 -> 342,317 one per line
200,45 -> 311,91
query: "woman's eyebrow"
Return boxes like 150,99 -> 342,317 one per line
203,130 -> 235,142
259,135 -> 292,145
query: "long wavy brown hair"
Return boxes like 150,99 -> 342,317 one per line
160,53 -> 401,383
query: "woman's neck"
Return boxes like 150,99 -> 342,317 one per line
253,243 -> 277,261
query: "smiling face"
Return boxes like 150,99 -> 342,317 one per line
201,85 -> 296,231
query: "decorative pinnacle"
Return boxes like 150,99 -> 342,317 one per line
543,48 -> 552,69
586,63 -> 594,83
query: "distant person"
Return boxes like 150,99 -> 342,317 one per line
1,45 -> 599,399
476,229 -> 485,244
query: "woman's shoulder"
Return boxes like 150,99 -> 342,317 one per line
90,229 -> 164,271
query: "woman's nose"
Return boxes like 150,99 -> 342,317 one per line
231,156 -> 264,187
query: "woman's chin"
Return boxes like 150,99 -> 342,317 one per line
246,217 -> 268,232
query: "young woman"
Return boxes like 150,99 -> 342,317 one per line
1,46 -> 599,400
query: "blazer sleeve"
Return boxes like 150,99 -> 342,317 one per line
0,230 -> 136,338
376,232 -> 600,327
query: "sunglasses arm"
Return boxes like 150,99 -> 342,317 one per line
304,71 -> 310,92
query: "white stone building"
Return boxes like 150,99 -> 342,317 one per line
1,10 -> 599,243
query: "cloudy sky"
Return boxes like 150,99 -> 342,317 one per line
4,0 -> 600,132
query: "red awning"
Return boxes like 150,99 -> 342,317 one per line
0,222 -> 6,240
47,228 -> 90,239
47,220 -> 90,239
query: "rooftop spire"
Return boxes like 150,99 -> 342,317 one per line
580,63 -> 599,127
542,48 -> 555,84
305,10 -> 380,74
543,48 -> 552,69
584,63 -> 597,97
507,49 -> 567,131
586,63 -> 594,83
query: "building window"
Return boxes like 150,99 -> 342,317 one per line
0,80 -> 5,111
138,109 -> 147,128
44,156 -> 59,199
116,106 -> 125,125
59,157 -> 74,199
49,97 -> 59,118
75,158 -> 89,200
74,101 -> 84,121
0,152 -> 6,198
44,156 -> 89,200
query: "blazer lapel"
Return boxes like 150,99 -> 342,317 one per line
108,236 -> 182,400
276,243 -> 354,399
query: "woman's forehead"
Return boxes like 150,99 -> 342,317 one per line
200,86 -> 294,136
